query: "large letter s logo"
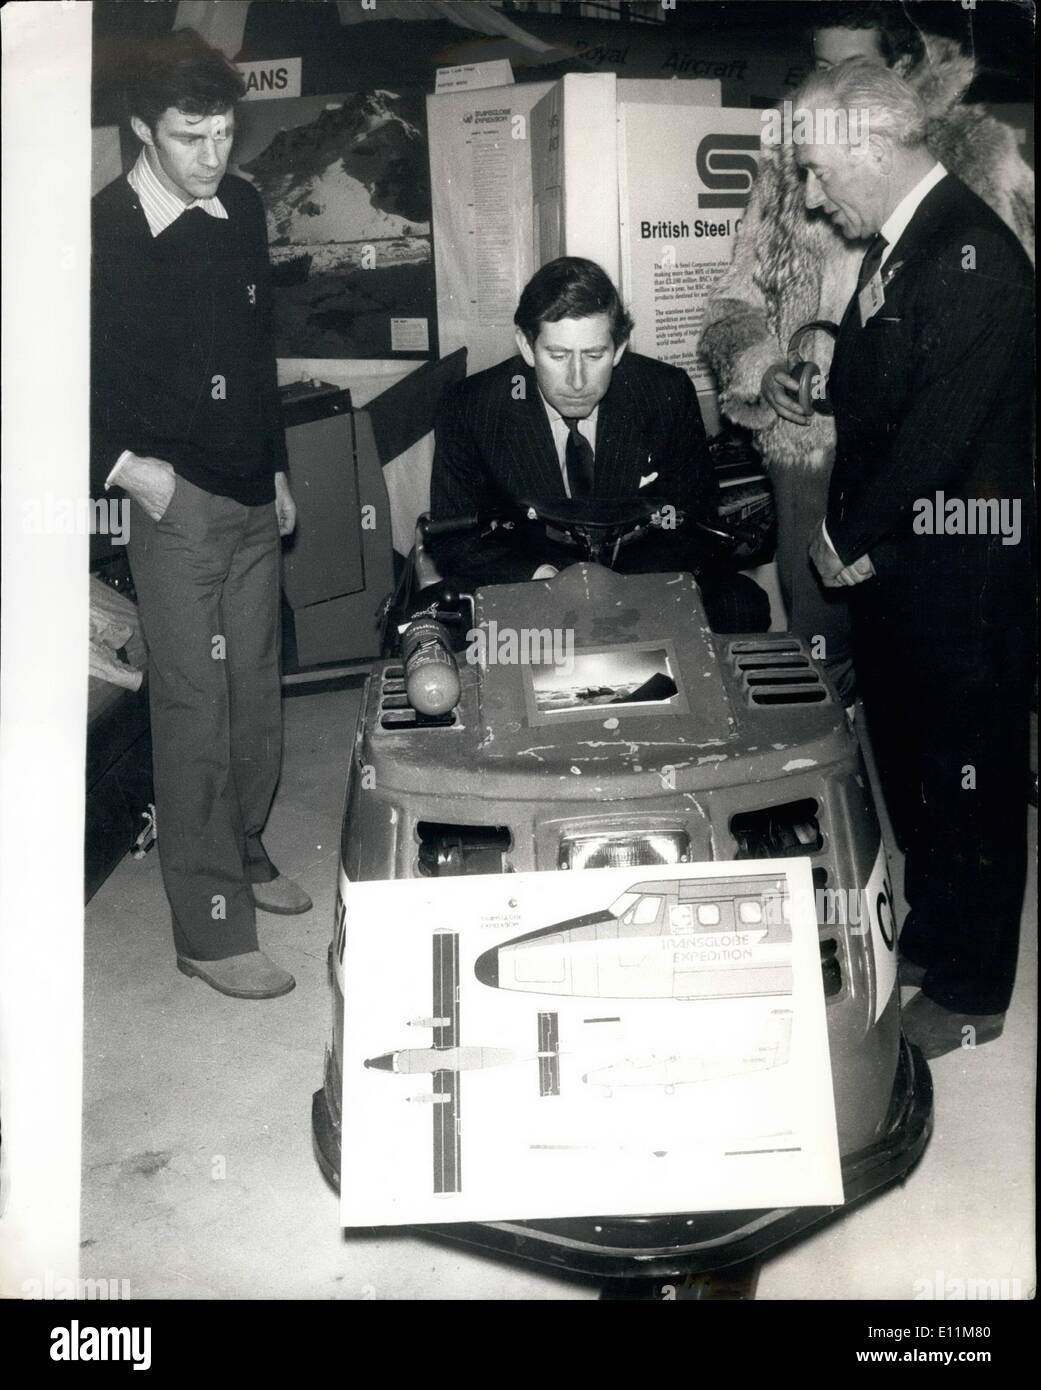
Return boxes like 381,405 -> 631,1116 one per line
696,134 -> 760,209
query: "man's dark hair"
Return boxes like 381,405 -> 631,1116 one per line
515,257 -> 634,347
123,27 -> 246,132
811,3 -> 927,70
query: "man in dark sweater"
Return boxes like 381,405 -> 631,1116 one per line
91,30 -> 308,999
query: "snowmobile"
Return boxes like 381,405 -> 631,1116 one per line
312,496 -> 932,1292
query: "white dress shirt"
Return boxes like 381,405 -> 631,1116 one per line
877,161 -> 947,273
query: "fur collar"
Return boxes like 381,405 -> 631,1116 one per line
912,33 -> 976,115
751,36 -> 1031,310
702,35 -> 1033,470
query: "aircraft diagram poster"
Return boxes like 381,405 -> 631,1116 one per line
339,859 -> 842,1227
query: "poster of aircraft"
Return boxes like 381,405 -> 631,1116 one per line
583,1009 -> 792,1094
340,861 -> 842,1226
363,932 -> 560,1194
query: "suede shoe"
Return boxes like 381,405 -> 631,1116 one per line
251,874 -> 313,915
901,993 -> 1004,1060
177,950 -> 296,999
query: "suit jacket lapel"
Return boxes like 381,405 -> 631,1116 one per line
509,360 -> 566,500
593,359 -> 642,497
837,283 -> 862,338
879,173 -> 962,290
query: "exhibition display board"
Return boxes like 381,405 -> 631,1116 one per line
428,71 -> 754,428
426,79 -> 554,375
618,101 -> 763,395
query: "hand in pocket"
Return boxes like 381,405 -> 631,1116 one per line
120,454 -> 177,522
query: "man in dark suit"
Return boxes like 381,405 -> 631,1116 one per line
430,257 -> 769,633
798,63 -> 1034,1057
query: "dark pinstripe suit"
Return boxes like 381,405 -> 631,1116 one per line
428,351 -> 766,630
826,174 -> 1034,1015
432,349 -> 716,517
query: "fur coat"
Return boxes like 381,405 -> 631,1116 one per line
700,37 -> 1034,472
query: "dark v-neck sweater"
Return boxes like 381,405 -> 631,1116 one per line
91,172 -> 287,506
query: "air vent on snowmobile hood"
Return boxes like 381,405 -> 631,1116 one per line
726,639 -> 830,709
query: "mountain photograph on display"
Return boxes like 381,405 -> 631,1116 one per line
232,89 -> 436,359
530,647 -> 682,716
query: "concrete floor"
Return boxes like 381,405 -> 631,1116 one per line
82,688 -> 1036,1300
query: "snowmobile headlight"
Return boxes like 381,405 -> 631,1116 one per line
558,830 -> 690,871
